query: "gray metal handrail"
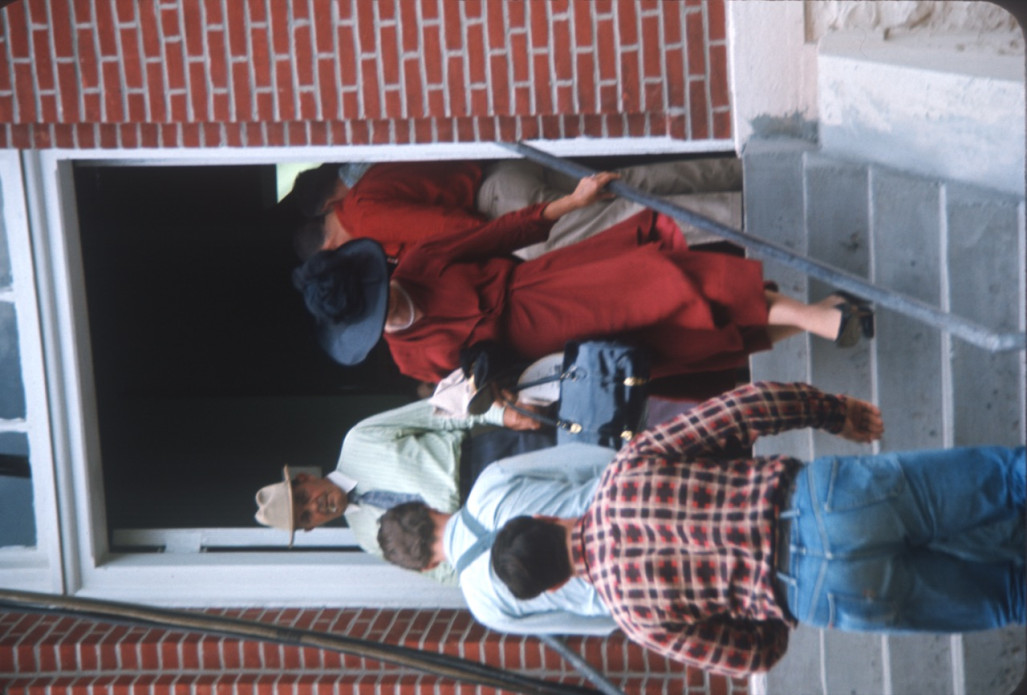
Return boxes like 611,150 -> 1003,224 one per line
500,141 -> 1026,354
540,636 -> 628,695
0,588 -> 600,695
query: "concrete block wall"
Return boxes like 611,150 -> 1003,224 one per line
0,609 -> 748,695
0,0 -> 732,148
744,138 -> 1025,695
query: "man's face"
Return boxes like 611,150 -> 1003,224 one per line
292,473 -> 348,531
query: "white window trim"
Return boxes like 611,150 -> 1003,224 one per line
0,150 -> 64,595
20,137 -> 733,607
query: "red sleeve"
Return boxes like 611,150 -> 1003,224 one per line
402,204 -> 555,268
341,162 -> 487,247
384,334 -> 456,384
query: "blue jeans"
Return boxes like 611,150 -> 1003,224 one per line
780,446 -> 1025,632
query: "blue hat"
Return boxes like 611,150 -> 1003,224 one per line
293,238 -> 389,365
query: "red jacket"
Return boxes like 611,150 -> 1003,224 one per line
331,161 -> 486,258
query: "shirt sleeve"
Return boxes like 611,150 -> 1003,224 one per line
338,400 -> 487,538
403,204 -> 555,266
620,613 -> 791,677
628,381 -> 848,460
341,162 -> 488,245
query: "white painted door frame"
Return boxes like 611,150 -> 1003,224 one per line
16,136 -> 730,607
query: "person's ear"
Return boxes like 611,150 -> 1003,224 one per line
424,559 -> 441,570
295,472 -> 310,483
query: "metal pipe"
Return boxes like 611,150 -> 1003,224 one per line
499,141 -> 1026,354
0,589 -> 600,695
540,636 -> 628,695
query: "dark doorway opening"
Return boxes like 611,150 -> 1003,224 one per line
73,164 -> 416,533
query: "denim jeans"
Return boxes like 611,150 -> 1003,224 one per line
779,446 -> 1025,632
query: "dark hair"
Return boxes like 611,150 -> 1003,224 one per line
292,216 -> 328,261
491,516 -> 572,599
377,502 -> 437,571
292,248 -> 368,324
292,163 -> 344,218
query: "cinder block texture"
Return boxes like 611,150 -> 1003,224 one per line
0,0 -> 732,148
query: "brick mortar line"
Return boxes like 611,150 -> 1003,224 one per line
495,0 -> 512,120
348,0 -> 367,120
701,0 -> 714,128
218,0 -> 236,121
544,1 -> 557,118
242,2 -> 260,121
4,667 -> 443,679
390,0 -> 410,116
657,3 -> 670,120
413,0 -> 431,118
260,0 -> 280,122
369,2 -> 389,119
156,4 -> 176,127
627,3 -> 646,112
286,9 -> 302,120
130,0 -> 153,121
42,0 -> 63,121
172,4 -> 195,121
455,2 -> 473,117
680,0 -> 693,139
329,2 -> 345,120
524,2 -> 537,115
479,1 -> 495,116
610,0 -> 623,115
16,3 -> 43,122
568,2 -> 581,112
108,0 -> 135,122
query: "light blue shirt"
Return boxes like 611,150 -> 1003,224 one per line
443,443 -> 618,635
335,398 -> 505,585
337,162 -> 373,188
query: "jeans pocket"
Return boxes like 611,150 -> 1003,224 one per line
824,454 -> 906,513
828,591 -> 900,631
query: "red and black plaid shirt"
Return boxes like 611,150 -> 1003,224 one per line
571,381 -> 848,677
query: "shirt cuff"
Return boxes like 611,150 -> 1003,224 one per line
479,402 -> 506,427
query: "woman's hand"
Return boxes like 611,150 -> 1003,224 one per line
542,172 -> 619,220
498,390 -> 554,431
839,397 -> 884,443
570,172 -> 619,207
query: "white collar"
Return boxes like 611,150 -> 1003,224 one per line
327,470 -> 358,495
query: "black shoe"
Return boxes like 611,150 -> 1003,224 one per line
833,291 -> 875,347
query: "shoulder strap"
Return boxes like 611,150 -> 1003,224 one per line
453,507 -> 497,575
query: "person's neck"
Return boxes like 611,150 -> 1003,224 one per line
430,510 -> 453,568
384,281 -> 420,333
560,518 -> 581,577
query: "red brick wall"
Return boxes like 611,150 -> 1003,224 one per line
0,1 -> 740,691
0,0 -> 731,149
0,609 -> 747,694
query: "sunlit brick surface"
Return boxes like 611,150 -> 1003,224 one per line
0,0 -> 731,148
0,609 -> 748,694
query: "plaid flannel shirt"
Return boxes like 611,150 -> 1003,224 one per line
571,381 -> 848,677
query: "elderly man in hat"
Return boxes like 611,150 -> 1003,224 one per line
254,396 -> 555,585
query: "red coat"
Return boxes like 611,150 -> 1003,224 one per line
385,205 -> 771,385
331,161 -> 486,258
